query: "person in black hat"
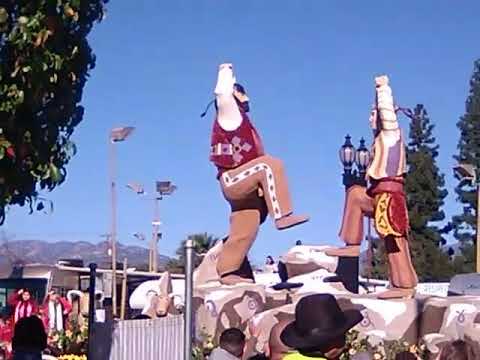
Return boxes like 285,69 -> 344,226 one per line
280,294 -> 363,359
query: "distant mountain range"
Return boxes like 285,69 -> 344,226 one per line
0,240 -> 171,270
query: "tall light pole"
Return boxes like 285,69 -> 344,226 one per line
338,135 -> 371,291
453,163 -> 480,272
109,126 -> 135,317
127,180 -> 177,273
154,181 -> 177,272
127,182 -> 155,271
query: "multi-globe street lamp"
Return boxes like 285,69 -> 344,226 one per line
127,180 -> 177,273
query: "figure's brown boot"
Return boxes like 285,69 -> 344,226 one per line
325,245 -> 361,257
219,274 -> 254,286
377,287 -> 416,300
275,214 -> 309,230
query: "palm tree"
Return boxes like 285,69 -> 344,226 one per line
165,233 -> 220,273
177,233 -> 219,257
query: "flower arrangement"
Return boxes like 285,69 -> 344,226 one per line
340,330 -> 427,360
192,328 -> 215,360
193,328 -> 427,359
58,356 -> 87,360
47,321 -> 88,356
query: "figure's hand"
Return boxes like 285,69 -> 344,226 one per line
215,63 -> 237,97
375,75 -> 389,87
219,63 -> 233,70
17,289 -> 23,295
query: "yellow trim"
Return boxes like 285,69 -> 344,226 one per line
374,193 -> 402,237
283,352 -> 326,360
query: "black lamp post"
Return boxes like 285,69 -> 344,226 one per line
332,135 -> 372,294
339,135 -> 371,190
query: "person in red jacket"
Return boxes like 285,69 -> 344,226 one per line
8,289 -> 38,325
42,290 -> 72,333
0,314 -> 13,359
208,63 -> 309,285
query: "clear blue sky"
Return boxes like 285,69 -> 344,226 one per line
3,1 -> 479,266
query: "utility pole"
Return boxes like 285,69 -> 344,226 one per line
152,196 -> 161,273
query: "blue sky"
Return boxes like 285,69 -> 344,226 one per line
2,1 -> 479,266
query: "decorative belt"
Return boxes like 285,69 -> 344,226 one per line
211,143 -> 233,156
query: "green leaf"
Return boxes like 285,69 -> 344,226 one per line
0,0 -> 108,225
71,0 -> 81,9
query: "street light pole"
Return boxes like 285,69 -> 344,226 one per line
109,137 -> 118,316
338,135 -> 371,292
109,126 -> 135,317
152,196 -> 160,273
127,181 -> 176,273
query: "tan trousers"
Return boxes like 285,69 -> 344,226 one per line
217,155 -> 290,276
339,185 -> 418,289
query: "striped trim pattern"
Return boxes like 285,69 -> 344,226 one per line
211,143 -> 234,156
222,162 -> 282,219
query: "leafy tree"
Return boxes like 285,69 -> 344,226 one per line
0,0 -> 108,224
405,104 -> 454,281
452,59 -> 480,273
165,232 -> 220,273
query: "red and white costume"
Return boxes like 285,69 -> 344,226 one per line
209,63 -> 308,284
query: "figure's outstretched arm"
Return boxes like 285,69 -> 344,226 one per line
374,75 -> 401,146
214,63 -> 242,131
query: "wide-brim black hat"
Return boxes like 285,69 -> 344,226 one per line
280,293 -> 363,350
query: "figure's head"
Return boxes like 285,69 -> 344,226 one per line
219,328 -> 246,358
369,107 -> 379,133
266,256 -> 274,265
21,289 -> 31,302
233,83 -> 250,113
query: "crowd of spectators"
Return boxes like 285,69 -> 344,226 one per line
0,289 -> 72,359
209,294 -> 480,360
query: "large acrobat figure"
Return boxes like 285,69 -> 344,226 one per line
327,75 -> 418,299
209,63 -> 309,286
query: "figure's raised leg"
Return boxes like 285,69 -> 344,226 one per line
221,155 -> 309,230
326,185 -> 374,257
